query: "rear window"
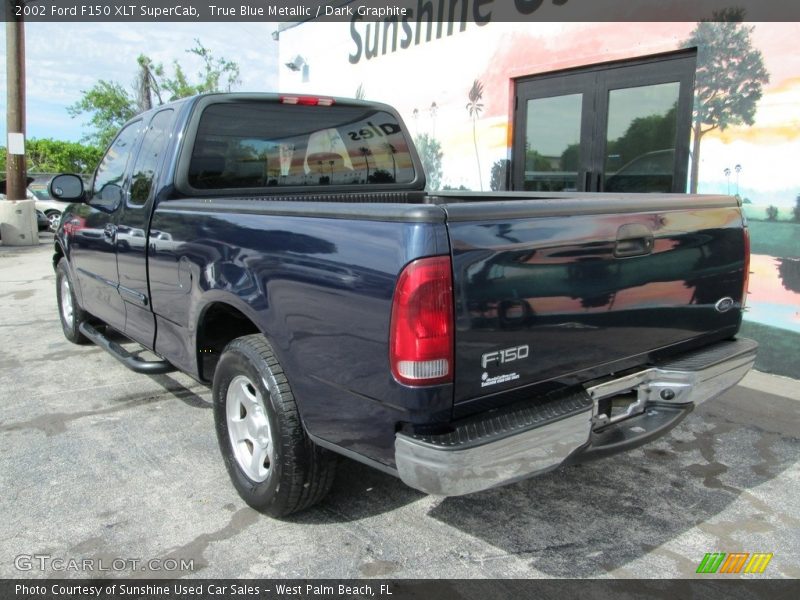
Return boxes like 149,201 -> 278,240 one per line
188,101 -> 417,190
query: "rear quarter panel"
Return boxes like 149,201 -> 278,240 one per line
148,204 -> 451,464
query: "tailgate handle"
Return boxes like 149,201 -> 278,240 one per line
615,223 -> 653,258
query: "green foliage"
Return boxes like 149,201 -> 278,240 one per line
490,159 -> 509,191
607,105 -> 677,167
69,39 -> 240,149
684,10 -> 769,133
560,144 -> 580,173
793,195 -> 800,222
413,133 -> 443,191
682,10 -> 769,192
66,80 -> 137,148
159,40 -> 241,101
26,139 -> 102,173
766,205 -> 779,221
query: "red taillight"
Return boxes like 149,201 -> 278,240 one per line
390,256 -> 454,386
280,95 -> 335,106
742,226 -> 751,308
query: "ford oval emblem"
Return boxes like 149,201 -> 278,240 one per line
715,297 -> 735,313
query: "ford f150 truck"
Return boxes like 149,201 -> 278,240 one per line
48,93 -> 757,516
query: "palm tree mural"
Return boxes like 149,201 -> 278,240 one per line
359,146 -> 372,182
383,142 -> 397,181
466,79 -> 484,191
430,101 -> 438,138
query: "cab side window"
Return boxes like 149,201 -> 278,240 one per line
129,110 -> 175,206
90,121 -> 141,210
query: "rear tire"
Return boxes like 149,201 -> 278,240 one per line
56,258 -> 90,344
212,334 -> 337,517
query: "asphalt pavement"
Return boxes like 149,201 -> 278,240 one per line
1,234 -> 798,579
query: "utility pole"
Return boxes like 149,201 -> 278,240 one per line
1,0 -> 36,246
6,0 -> 27,200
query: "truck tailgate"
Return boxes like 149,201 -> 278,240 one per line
440,194 -> 747,408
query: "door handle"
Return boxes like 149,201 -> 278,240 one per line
104,224 -> 117,239
615,223 -> 654,258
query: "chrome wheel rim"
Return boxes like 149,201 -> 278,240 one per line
60,277 -> 74,325
226,375 -> 274,482
48,212 -> 60,231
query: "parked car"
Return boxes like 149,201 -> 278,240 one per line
47,93 -> 756,516
29,178 -> 66,232
35,209 -> 49,231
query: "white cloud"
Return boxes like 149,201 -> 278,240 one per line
1,22 -> 280,142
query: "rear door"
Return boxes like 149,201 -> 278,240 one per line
116,108 -> 176,348
444,196 -> 747,408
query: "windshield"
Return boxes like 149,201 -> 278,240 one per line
188,101 -> 417,190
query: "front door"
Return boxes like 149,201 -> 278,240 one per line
70,120 -> 142,330
512,49 -> 696,193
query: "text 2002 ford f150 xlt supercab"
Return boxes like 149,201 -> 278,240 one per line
48,93 -> 757,516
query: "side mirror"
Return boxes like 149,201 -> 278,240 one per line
49,174 -> 85,202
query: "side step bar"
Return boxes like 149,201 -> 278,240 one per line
79,322 -> 176,375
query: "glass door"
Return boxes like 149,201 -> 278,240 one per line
512,50 -> 696,193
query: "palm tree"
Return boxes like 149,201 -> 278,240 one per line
430,101 -> 438,138
359,146 -> 372,182
724,167 -> 731,194
466,79 -> 484,190
383,142 -> 397,181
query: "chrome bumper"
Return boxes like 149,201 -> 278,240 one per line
395,338 -> 757,496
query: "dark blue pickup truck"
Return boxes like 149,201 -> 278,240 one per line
49,93 -> 757,516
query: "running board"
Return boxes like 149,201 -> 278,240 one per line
79,322 -> 176,375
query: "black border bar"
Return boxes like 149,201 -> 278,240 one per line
2,1 -> 799,23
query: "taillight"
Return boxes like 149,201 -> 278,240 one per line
280,95 -> 335,106
742,226 -> 751,308
390,256 -> 454,386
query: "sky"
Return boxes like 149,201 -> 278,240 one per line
0,22 -> 280,143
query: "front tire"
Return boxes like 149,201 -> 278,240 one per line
46,210 -> 61,232
56,258 -> 90,344
212,334 -> 337,517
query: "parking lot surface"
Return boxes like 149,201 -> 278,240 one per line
1,235 -> 798,579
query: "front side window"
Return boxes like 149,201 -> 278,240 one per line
187,102 -> 417,190
91,121 -> 141,209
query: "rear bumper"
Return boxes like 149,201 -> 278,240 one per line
395,337 -> 757,496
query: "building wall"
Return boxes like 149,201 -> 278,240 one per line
278,20 -> 800,374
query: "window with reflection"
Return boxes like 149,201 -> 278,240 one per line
188,102 -> 417,190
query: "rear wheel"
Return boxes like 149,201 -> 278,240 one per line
213,334 -> 337,516
56,258 -> 90,344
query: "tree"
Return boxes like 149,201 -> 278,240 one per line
69,40 -> 240,148
793,194 -> 800,222
25,139 -> 102,174
682,9 -> 769,193
66,80 -> 137,148
490,159 -> 509,191
413,134 -> 443,191
766,205 -> 779,221
466,79 -> 485,191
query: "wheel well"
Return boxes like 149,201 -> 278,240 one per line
53,243 -> 64,270
197,302 -> 261,382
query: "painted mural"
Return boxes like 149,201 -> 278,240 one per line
278,19 -> 800,375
